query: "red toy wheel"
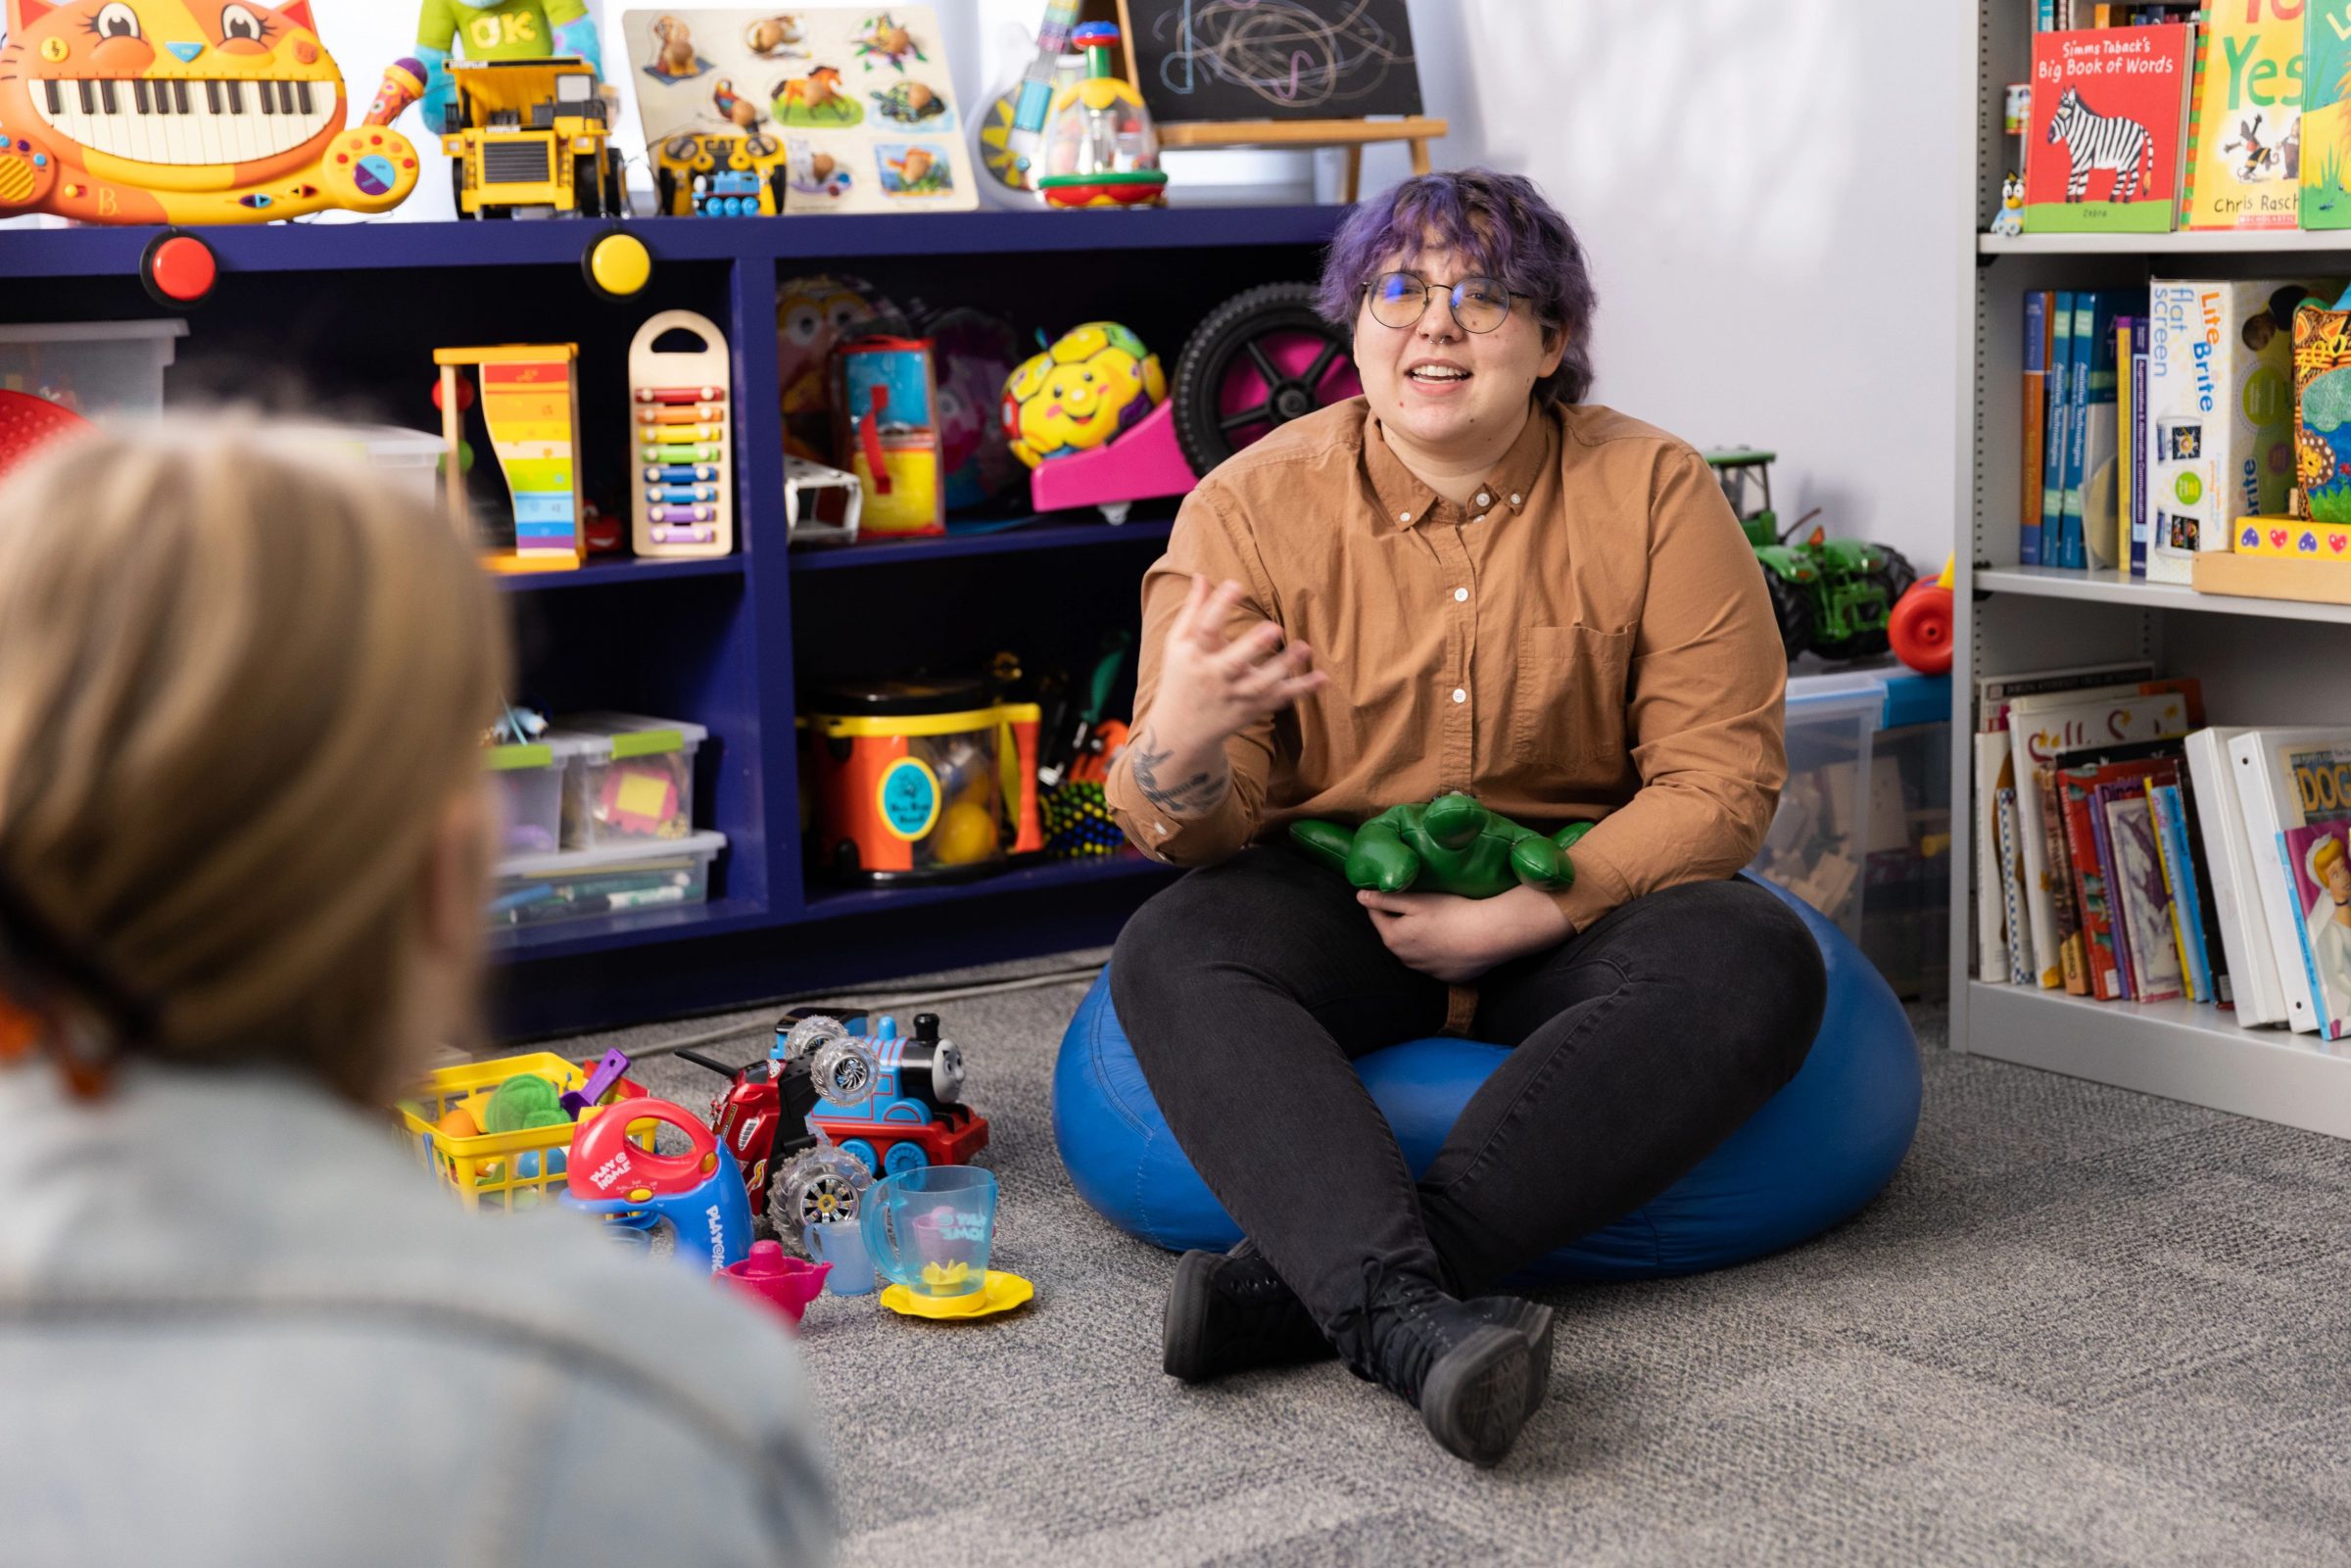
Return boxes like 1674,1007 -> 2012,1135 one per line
1887,582 -> 1954,676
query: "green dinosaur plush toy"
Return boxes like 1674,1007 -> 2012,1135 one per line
1289,792 -> 1596,899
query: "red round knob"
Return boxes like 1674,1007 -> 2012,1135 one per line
141,232 -> 217,308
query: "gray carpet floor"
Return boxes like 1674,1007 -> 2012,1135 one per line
558,959 -> 2351,1567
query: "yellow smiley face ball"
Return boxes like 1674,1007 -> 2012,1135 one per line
1001,321 -> 1167,468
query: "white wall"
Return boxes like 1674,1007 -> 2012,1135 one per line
1415,1 -> 1975,571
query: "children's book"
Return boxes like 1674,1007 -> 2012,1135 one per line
1976,659 -> 2159,729
2184,3 -> 2305,228
1977,732 -> 2020,983
2148,778 -> 2216,1001
2046,291 -> 2080,545
2064,292 -> 2132,566
2285,812 -> 2351,1041
2103,780 -> 2188,1000
2190,726 -> 2285,1021
2026,25 -> 2197,232
2110,314 -> 2137,569
2291,291 -> 2351,524
1998,786 -> 2034,986
2024,291 -> 2053,566
2007,679 -> 2205,988
2227,727 -> 2351,1034
2303,0 -> 2351,228
2131,321 -> 2152,573
2059,757 -> 2182,999
2146,277 -> 2321,581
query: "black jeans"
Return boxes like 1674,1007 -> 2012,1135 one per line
1110,846 -> 1827,1328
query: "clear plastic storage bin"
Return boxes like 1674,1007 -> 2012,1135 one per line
1751,672 -> 1887,942
488,831 -> 726,930
0,319 -> 186,419
483,732 -> 597,857
548,713 -> 709,847
285,424 -> 447,509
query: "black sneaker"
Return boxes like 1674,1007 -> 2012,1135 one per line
1161,1243 -> 1330,1383
1336,1272 -> 1552,1467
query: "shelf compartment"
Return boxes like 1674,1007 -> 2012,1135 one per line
487,894 -> 772,960
493,555 -> 746,592
800,852 -> 1176,917
1979,231 -> 2351,256
1965,981 -> 2351,1139
0,207 -> 1348,281
791,517 -> 1175,570
1975,566 -> 2351,626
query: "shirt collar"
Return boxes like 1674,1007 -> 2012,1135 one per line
1362,402 -> 1555,533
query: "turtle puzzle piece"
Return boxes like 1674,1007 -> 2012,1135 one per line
1288,792 -> 1596,900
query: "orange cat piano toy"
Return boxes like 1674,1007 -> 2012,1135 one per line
0,0 -> 418,223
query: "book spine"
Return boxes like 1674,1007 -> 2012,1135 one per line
2150,781 -> 2213,1001
2045,291 -> 2078,554
2023,291 -> 2049,566
2062,774 -> 2122,999
2231,735 -> 2322,1032
2188,729 -> 2278,1021
2116,315 -> 2135,569
1998,787 -> 2032,985
2284,828 -> 2334,1035
2091,783 -> 2139,998
1975,732 -> 2015,983
2180,10 -> 2212,224
2064,292 -> 2100,568
2131,332 -> 2150,576
2048,768 -> 2090,993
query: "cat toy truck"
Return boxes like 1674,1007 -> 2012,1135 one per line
1705,448 -> 1916,663
439,57 -> 624,219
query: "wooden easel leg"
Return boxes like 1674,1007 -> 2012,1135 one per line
1408,137 -> 1431,177
1342,144 -> 1363,204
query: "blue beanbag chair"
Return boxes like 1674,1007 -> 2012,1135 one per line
1053,876 -> 1921,1281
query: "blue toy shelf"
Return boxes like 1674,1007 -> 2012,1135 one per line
0,207 -> 1343,1036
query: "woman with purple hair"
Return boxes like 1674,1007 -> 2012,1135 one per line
1101,169 -> 1825,1465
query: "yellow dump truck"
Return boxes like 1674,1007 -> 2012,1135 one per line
443,58 -> 624,219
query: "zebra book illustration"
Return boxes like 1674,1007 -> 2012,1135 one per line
2023,23 -> 2193,234
2048,87 -> 2153,204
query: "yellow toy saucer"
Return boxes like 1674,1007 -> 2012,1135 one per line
878,1269 -> 1034,1321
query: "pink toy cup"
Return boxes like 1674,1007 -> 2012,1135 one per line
721,1240 -> 833,1328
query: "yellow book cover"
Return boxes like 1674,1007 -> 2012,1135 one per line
2185,1 -> 2305,229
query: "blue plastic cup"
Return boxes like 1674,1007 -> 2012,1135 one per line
861,1165 -> 996,1299
806,1218 -> 876,1296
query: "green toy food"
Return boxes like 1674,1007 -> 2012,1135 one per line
483,1072 -> 569,1134
1288,792 -> 1595,899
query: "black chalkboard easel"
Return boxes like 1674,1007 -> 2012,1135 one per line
1111,0 -> 1444,200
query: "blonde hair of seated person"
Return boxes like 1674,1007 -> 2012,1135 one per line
0,415 -> 506,1102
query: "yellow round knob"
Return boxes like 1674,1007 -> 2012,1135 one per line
585,231 -> 653,300
628,1186 -> 653,1204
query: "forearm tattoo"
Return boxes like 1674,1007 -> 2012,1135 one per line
1130,727 -> 1230,819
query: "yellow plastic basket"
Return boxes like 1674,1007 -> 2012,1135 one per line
395,1051 -> 655,1212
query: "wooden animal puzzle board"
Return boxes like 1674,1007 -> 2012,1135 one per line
620,8 -> 977,214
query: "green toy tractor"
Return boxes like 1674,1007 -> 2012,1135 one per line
1705,448 -> 1915,662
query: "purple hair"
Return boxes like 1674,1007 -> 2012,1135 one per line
1314,168 -> 1597,406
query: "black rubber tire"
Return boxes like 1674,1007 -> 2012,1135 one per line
451,159 -> 469,219
768,166 -> 790,215
1813,547 -> 1917,662
574,154 -> 602,218
605,149 -> 627,217
656,166 -> 679,216
1171,282 -> 1353,479
1760,564 -> 1811,660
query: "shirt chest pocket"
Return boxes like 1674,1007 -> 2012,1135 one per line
1509,625 -> 1634,768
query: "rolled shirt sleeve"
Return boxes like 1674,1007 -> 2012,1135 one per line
1105,484 -> 1280,866
1549,449 -> 1789,931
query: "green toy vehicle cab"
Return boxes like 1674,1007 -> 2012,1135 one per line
1706,448 -> 1915,662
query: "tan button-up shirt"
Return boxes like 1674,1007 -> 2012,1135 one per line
1105,398 -> 1788,934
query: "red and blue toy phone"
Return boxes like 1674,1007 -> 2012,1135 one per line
564,1096 -> 751,1274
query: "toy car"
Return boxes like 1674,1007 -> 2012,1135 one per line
654,130 -> 791,216
441,57 -> 623,219
1706,448 -> 1916,662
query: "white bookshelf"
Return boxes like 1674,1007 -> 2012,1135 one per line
1954,0 -> 2351,1139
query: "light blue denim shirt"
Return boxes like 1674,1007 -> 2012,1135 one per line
0,1061 -> 834,1568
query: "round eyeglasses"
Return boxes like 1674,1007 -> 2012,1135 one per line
1362,271 -> 1519,335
